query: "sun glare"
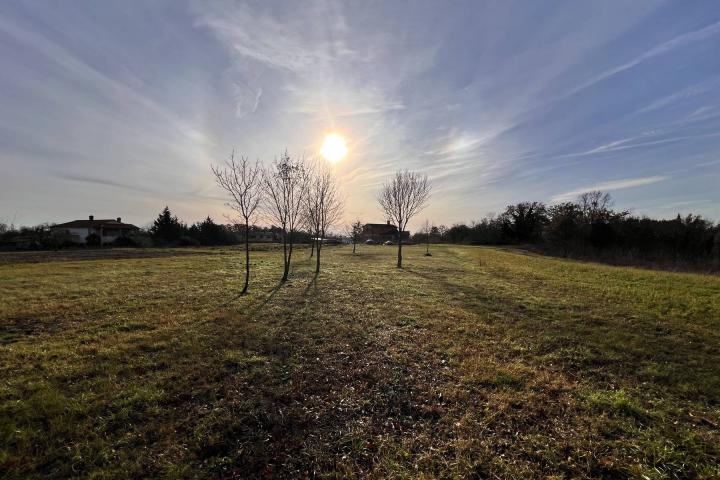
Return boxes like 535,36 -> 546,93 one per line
320,133 -> 348,163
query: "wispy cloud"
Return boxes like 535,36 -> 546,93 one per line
1,2 -> 719,226
194,3 -> 356,74
633,83 -> 712,116
233,81 -> 263,119
659,199 -> 711,210
562,20 -> 720,99
54,173 -> 153,194
552,176 -> 668,203
560,132 -> 720,159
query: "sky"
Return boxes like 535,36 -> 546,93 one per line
1,1 -> 719,231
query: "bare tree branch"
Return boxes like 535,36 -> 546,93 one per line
262,151 -> 311,281
304,159 -> 345,273
377,170 -> 431,268
211,151 -> 263,293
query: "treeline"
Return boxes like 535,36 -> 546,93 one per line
148,206 -> 313,247
0,223 -> 63,250
433,192 -> 720,268
0,206 -> 310,250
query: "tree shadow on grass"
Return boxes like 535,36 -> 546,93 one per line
215,279 -> 286,314
250,280 -> 285,314
302,272 -> 319,297
217,291 -> 247,309
403,264 -> 720,401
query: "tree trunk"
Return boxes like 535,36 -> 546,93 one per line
353,241 -> 356,254
397,236 -> 403,268
316,240 -> 321,273
242,218 -> 250,294
310,240 -> 314,258
284,232 -> 293,281
282,235 -> 289,281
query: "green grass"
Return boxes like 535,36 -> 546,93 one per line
1,244 -> 719,478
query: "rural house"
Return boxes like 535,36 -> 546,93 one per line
362,221 -> 410,243
51,216 -> 138,245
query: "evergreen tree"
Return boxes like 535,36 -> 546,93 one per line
150,206 -> 186,244
195,216 -> 230,245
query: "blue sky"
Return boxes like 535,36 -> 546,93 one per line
1,1 -> 719,230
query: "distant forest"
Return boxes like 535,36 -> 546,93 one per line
417,191 -> 719,271
2,192 -> 719,271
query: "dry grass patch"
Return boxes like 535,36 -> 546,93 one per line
1,245 -> 719,478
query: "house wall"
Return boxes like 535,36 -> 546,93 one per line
101,234 -> 121,243
361,226 -> 411,243
362,225 -> 399,242
54,227 -> 126,244
65,227 -> 90,243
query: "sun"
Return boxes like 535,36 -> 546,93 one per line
320,133 -> 348,163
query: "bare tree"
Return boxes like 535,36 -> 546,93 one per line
437,224 -> 448,242
211,152 -> 263,294
303,162 -> 318,260
305,160 -> 344,273
577,191 -> 613,223
346,219 -> 363,254
263,152 -> 310,281
422,219 -> 432,256
303,160 -> 317,260
377,170 -> 431,268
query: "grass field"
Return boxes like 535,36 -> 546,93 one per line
1,244 -> 719,479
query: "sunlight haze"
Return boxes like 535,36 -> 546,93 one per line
0,1 -> 719,230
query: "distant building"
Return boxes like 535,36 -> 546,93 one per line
362,221 -> 410,243
51,216 -> 138,245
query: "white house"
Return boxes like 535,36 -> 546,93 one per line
51,216 -> 138,245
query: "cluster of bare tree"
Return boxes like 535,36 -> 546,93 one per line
213,154 -> 434,290
212,151 -> 345,293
